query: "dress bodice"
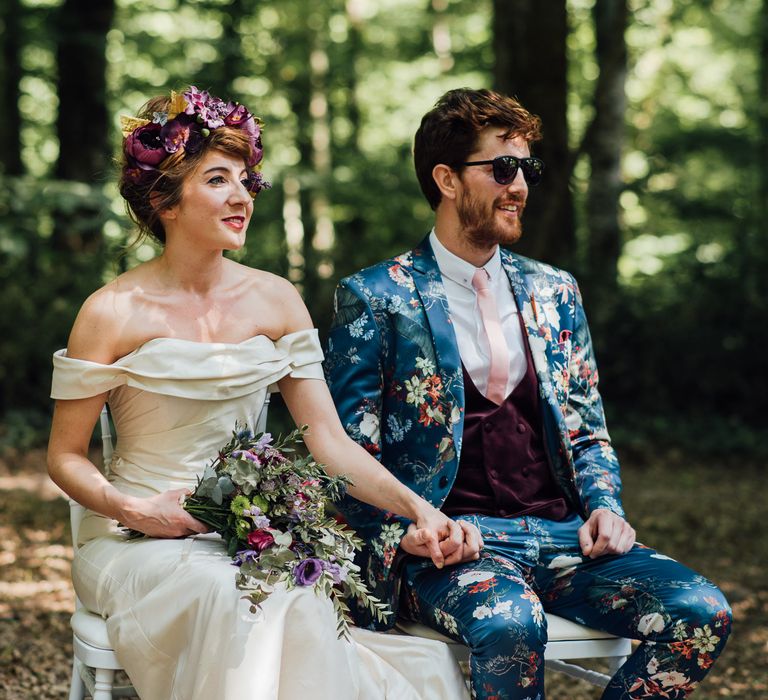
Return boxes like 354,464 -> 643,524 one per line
51,330 -> 324,540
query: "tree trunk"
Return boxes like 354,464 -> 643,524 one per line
492,0 -> 574,268
53,0 -> 115,254
582,0 -> 628,301
54,0 -> 115,183
759,0 -> 768,232
0,0 -> 23,175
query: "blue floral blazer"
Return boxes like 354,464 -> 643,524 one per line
324,235 -> 624,629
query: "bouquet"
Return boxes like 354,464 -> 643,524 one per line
179,423 -> 389,638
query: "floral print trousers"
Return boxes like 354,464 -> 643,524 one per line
401,514 -> 731,700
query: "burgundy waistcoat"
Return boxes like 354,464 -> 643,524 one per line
442,314 -> 571,520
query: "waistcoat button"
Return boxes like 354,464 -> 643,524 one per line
438,475 -> 448,488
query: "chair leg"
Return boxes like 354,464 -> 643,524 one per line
68,658 -> 86,700
92,667 -> 115,700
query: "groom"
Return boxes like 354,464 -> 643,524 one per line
324,88 -> 730,698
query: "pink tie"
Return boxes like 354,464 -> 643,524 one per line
472,268 -> 510,404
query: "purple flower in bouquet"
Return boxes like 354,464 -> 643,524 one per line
324,562 -> 348,585
245,507 -> 270,529
233,549 -> 260,566
254,433 -> 272,449
232,449 -> 261,465
293,558 -> 325,586
124,123 -> 166,168
247,529 -> 275,551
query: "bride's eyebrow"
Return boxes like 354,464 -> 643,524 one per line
202,166 -> 249,177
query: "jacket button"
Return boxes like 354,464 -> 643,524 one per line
438,475 -> 448,489
521,467 -> 530,477
484,422 -> 494,433
517,423 -> 526,433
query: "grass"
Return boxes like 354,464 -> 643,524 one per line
0,446 -> 765,698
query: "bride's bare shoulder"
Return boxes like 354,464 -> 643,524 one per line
229,262 -> 312,333
66,264 -> 157,362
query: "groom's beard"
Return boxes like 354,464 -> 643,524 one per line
457,190 -> 525,249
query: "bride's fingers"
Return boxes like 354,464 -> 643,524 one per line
419,529 -> 446,569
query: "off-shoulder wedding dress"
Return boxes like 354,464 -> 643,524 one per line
52,329 -> 467,700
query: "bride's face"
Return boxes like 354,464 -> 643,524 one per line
162,149 -> 254,250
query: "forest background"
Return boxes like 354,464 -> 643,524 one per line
0,0 -> 766,697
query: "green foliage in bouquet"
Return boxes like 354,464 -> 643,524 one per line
181,423 -> 390,638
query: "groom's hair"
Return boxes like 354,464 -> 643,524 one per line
414,88 -> 541,210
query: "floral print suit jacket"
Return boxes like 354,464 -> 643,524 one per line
324,235 -> 624,629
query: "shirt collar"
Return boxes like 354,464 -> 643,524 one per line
429,229 -> 503,291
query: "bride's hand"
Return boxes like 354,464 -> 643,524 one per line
401,508 -> 464,568
119,489 -> 209,538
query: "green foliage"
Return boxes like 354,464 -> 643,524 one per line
1,0 -> 765,457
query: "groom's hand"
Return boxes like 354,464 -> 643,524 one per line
578,508 -> 636,558
441,520 -> 483,566
401,519 -> 484,568
401,519 -> 463,568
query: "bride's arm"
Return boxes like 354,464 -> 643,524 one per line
272,280 -> 463,568
47,294 -> 207,539
278,375 -> 462,568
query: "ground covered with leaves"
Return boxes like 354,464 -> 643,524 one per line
1,447 -> 765,699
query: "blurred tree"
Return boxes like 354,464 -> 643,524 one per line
53,0 -> 115,252
54,0 -> 115,184
492,0 -> 574,268
581,0 -> 628,314
759,0 -> 768,234
0,0 -> 23,175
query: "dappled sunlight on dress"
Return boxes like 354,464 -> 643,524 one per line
51,330 -> 468,700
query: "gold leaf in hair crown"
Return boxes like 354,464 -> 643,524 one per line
120,115 -> 151,138
166,91 -> 188,120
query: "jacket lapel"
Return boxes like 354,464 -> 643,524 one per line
500,249 -> 566,428
410,236 -> 464,445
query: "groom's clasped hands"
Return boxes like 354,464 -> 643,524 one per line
401,514 -> 484,569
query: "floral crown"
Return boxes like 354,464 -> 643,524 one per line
120,86 -> 270,196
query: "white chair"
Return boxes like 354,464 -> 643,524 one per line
396,614 -> 631,689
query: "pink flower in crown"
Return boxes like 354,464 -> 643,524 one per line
183,86 -> 226,129
124,123 -> 166,169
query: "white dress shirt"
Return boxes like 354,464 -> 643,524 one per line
429,230 -> 528,397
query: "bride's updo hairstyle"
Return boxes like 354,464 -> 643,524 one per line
118,86 -> 270,244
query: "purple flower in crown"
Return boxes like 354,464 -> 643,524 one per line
184,86 -> 228,129
160,113 -> 194,154
224,102 -> 250,127
293,558 -> 325,586
124,123 -> 166,169
246,171 -> 271,195
241,118 -> 264,167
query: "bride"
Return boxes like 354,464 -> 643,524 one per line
47,87 -> 470,700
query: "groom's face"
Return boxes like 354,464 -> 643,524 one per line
454,128 -> 530,249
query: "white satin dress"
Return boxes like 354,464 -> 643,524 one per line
51,330 -> 468,700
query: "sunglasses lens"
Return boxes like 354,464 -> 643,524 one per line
492,157 -> 519,184
521,158 -> 544,186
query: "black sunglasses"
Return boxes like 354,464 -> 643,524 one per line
461,156 -> 545,187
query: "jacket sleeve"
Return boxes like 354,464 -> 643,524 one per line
565,278 -> 625,518
324,276 -> 411,591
